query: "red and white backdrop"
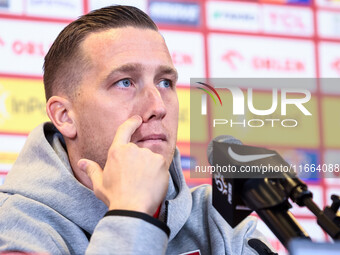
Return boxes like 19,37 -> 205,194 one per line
0,0 -> 340,253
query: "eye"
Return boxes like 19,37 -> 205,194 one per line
115,79 -> 132,88
158,80 -> 171,88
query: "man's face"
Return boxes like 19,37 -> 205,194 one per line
72,27 -> 179,169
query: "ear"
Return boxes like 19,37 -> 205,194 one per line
46,96 -> 77,139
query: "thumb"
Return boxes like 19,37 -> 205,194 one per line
78,159 -> 103,189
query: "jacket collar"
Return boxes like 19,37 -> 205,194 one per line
2,122 -> 193,239
1,122 -> 108,234
163,149 -> 193,241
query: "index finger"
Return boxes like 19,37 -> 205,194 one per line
112,115 -> 142,146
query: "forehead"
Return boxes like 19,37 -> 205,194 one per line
81,27 -> 173,69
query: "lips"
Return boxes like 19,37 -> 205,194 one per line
137,134 -> 167,143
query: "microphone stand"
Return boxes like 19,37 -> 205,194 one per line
241,175 -> 340,249
241,178 -> 310,248
277,174 -> 340,241
210,140 -> 340,248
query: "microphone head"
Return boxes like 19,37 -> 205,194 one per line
207,135 -> 243,165
208,135 -> 252,227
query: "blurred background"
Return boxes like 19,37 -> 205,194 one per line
0,0 -> 340,253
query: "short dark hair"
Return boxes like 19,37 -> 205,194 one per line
43,5 -> 158,101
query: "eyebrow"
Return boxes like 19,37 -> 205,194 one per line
102,63 -> 178,85
155,65 -> 178,83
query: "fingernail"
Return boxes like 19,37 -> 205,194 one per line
78,160 -> 87,172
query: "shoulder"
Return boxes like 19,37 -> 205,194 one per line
190,184 -> 212,199
189,184 -> 212,212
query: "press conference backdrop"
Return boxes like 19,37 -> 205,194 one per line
0,0 -> 339,253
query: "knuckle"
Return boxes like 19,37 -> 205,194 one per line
86,166 -> 96,177
108,146 -> 118,158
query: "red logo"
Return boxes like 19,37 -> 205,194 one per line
332,59 -> 340,75
171,52 -> 193,65
269,12 -> 305,29
221,50 -> 305,73
12,40 -> 46,56
252,57 -> 305,72
221,50 -> 244,70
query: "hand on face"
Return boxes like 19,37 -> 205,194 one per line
77,115 -> 170,216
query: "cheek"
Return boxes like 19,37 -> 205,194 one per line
75,98 -> 120,138
166,97 -> 179,130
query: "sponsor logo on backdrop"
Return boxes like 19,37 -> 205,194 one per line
0,32 -> 49,57
263,5 -> 313,36
0,84 -> 45,118
149,1 -> 200,26
317,0 -> 340,8
161,31 -> 204,85
332,59 -> 340,75
207,1 -> 260,32
207,2 -> 312,36
213,10 -> 256,22
262,0 -> 311,4
0,19 -> 64,76
0,0 -> 8,8
171,52 -> 193,65
209,34 -> 315,78
0,78 -> 48,133
252,56 -> 305,72
28,0 -> 76,9
11,39 -> 48,57
90,0 -> 147,12
268,12 -> 305,29
221,50 -> 244,70
26,0 -> 82,19
221,50 -> 305,73
288,0 -> 311,3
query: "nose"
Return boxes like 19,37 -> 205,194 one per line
140,85 -> 167,122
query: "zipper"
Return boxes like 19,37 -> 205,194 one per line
164,200 -> 169,224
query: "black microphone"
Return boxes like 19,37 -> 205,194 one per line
207,135 -> 253,228
208,135 -> 311,248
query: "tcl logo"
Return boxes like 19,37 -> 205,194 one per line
171,52 -> 193,65
331,59 -> 340,75
221,50 -> 305,72
269,12 -> 305,29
